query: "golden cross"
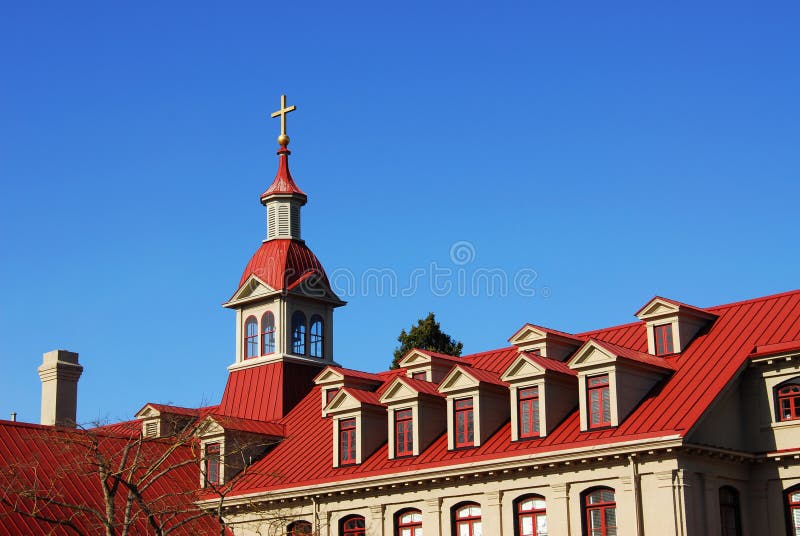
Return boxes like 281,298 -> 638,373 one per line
270,94 -> 296,139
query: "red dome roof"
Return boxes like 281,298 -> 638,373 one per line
238,239 -> 328,291
260,147 -> 307,202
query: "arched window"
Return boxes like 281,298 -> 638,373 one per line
786,485 -> 800,535
244,316 -> 259,359
310,315 -> 324,358
453,502 -> 481,536
341,514 -> 365,536
515,494 -> 547,536
395,508 -> 422,536
291,311 -> 307,355
287,520 -> 312,535
583,487 -> 616,536
719,486 -> 742,536
776,378 -> 800,421
261,311 -> 275,355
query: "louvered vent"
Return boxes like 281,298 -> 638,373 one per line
291,204 -> 301,239
277,204 -> 290,237
143,420 -> 158,438
267,205 -> 277,240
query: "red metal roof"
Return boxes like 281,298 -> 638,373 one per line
340,388 -> 385,407
750,339 -> 800,358
508,323 -> 584,343
260,147 -> 307,201
313,365 -> 385,384
394,376 -> 445,397
224,289 -> 800,496
0,420 -> 221,535
410,348 -> 465,363
634,295 -> 716,318
205,414 -> 285,437
236,239 -> 329,291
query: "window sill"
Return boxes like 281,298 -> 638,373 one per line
762,419 -> 800,431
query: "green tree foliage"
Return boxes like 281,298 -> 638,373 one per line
391,312 -> 463,369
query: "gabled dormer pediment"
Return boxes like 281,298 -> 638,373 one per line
379,376 -> 444,405
508,324 -> 584,361
134,403 -> 200,438
635,296 -> 717,355
223,275 -> 278,308
323,387 -> 385,417
398,348 -> 462,383
501,352 -> 577,382
314,366 -> 383,410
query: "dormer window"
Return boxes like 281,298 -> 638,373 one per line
587,374 -> 611,429
394,408 -> 413,457
309,315 -> 324,358
261,312 -> 275,355
245,316 -> 259,359
339,418 -> 356,465
454,397 -> 475,448
325,387 -> 340,404
518,386 -> 540,439
653,323 -> 673,355
411,371 -> 427,381
204,442 -> 221,487
291,311 -> 306,355
777,378 -> 800,421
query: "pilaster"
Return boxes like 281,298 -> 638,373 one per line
423,497 -> 442,536
548,482 -> 570,535
482,490 -> 502,535
369,504 -> 384,536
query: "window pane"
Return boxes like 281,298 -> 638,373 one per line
605,507 -> 616,529
536,515 -> 548,535
520,516 -> 533,535
472,522 -> 482,536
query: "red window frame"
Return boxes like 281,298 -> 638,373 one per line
454,397 -> 474,448
395,408 -> 414,457
261,311 -> 275,355
787,487 -> 800,535
244,316 -> 259,359
777,383 -> 800,421
518,386 -> 540,439
584,488 -> 616,536
395,508 -> 422,536
341,515 -> 365,536
719,486 -> 742,536
454,503 -> 481,536
325,387 -> 340,405
287,520 -> 312,535
587,374 -> 611,428
204,442 -> 221,487
411,371 -> 427,381
339,418 -> 356,465
516,495 -> 547,536
653,323 -> 674,355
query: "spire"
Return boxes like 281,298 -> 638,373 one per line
261,95 -> 306,241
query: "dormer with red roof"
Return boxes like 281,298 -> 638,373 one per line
438,365 -> 509,449
500,352 -> 577,439
323,388 -> 387,467
508,323 -> 584,361
568,339 -> 673,431
635,296 -> 717,356
134,403 -> 201,438
397,348 -> 464,383
217,98 -> 346,421
313,365 -> 384,409
378,376 -> 447,459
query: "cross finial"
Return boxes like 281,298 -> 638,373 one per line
270,94 -> 296,147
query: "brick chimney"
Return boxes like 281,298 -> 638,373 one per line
38,350 -> 83,427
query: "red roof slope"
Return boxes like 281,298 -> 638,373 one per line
227,289 -> 800,496
237,239 -> 329,291
0,420 -> 220,535
588,339 -> 674,371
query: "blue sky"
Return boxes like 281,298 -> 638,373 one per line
1,1 -> 798,425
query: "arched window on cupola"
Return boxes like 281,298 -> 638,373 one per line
291,311 -> 307,355
244,316 -> 259,359
261,312 -> 275,355
310,315 -> 324,358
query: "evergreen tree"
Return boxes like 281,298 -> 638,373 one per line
391,312 -> 463,369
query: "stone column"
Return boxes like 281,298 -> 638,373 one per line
423,497 -> 442,536
369,504 -> 384,536
547,482 -> 570,535
482,490 -> 502,534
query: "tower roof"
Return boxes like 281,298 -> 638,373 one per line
260,147 -> 307,203
237,238 -> 328,291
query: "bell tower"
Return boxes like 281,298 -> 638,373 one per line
218,95 -> 345,421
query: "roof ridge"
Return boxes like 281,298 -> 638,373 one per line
706,288 -> 800,311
